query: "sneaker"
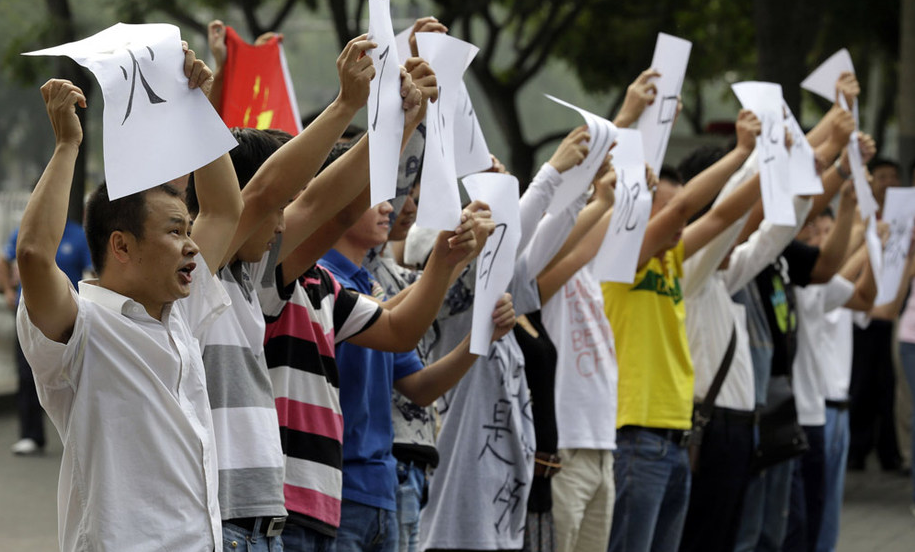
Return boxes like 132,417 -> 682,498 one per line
10,438 -> 41,456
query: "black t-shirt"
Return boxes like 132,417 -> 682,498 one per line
753,240 -> 820,376
514,310 -> 558,513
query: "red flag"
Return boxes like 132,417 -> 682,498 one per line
219,26 -> 302,135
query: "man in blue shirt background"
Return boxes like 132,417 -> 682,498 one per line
2,218 -> 92,455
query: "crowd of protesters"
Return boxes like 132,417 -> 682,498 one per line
7,11 -> 915,552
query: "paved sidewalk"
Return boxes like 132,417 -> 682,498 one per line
0,396 -> 913,550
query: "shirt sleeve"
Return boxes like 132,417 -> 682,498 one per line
516,189 -> 588,280
721,196 -> 814,295
174,253 -> 232,340
822,275 -> 856,312
517,163 -> 563,253
783,240 -> 821,287
333,285 -> 383,343
393,350 -> 424,380
16,284 -> 85,390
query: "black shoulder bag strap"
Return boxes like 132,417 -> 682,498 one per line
695,324 -> 738,427
689,324 -> 738,472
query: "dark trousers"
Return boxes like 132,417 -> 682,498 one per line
16,337 -> 45,447
783,425 -> 825,552
849,321 -> 902,469
679,408 -> 754,552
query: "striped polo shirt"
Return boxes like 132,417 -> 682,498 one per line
260,263 -> 381,536
198,246 -> 286,521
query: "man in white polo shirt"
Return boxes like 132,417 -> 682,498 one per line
16,67 -> 242,551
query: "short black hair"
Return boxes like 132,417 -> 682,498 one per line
679,145 -> 729,225
85,183 -> 181,272
659,165 -> 684,186
868,157 -> 900,174
815,206 -> 835,220
186,127 -> 284,215
263,128 -> 294,145
677,145 -> 727,183
317,140 -> 357,175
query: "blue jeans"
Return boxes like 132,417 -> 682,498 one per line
900,342 -> 915,504
223,520 -> 284,551
608,428 -> 691,552
815,406 -> 849,552
331,500 -> 397,552
395,462 -> 425,552
733,459 -> 793,552
281,520 -> 333,552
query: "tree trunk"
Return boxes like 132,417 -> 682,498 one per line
47,0 -> 90,223
754,0 -> 825,115
900,0 -> 915,185
471,65 -> 535,187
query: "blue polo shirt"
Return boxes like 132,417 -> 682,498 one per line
5,221 -> 93,304
319,249 -> 424,511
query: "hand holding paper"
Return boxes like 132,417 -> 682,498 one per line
593,128 -> 652,282
490,293 -> 517,343
636,33 -> 691,171
337,34 -> 379,111
42,79 -> 87,148
732,82 -> 794,226
462,173 -> 522,355
548,126 -> 591,173
543,94 -> 618,215
24,23 -> 238,200
614,69 -> 660,128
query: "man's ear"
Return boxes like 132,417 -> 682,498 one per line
109,231 -> 133,265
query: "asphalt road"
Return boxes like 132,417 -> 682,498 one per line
0,398 -> 912,551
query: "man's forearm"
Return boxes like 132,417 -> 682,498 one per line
386,247 -> 455,347
397,335 -> 476,406
18,144 -> 78,264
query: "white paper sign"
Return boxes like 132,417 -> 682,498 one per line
395,25 -> 413,64
367,0 -> 405,205
636,33 -> 691,172
801,49 -> 855,102
415,32 -> 479,230
453,82 -> 492,177
24,23 -> 237,200
463,173 -> 522,355
732,81 -> 795,226
544,94 -> 619,215
802,49 -> 879,219
592,129 -> 652,282
783,102 -> 823,195
875,188 -> 915,305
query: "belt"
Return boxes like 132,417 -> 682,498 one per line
619,425 -> 691,448
825,399 -> 850,410
710,406 -> 758,426
533,452 -> 562,478
226,516 -> 286,538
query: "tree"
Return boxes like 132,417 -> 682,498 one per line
900,0 -> 915,184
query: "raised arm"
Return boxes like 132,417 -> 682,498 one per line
810,182 -> 856,283
178,45 -> 243,274
394,293 -> 515,406
221,35 -> 381,267
637,110 -> 757,269
278,61 -> 433,283
347,206 -> 479,352
16,80 -> 85,343
517,126 -> 590,252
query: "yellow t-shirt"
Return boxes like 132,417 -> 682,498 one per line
602,240 -> 694,430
